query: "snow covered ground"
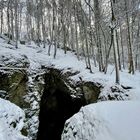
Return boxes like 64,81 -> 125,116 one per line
0,98 -> 28,140
62,101 -> 140,140
0,37 -> 140,140
0,38 -> 140,99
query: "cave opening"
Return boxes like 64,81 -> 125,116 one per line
37,69 -> 86,140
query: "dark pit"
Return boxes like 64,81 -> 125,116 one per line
37,69 -> 86,140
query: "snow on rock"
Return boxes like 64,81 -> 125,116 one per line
98,84 -> 130,101
0,46 -> 29,69
62,101 -> 140,140
0,98 -> 28,140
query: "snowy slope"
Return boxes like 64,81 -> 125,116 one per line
0,37 -> 139,100
0,37 -> 140,140
0,98 -> 28,140
62,101 -> 140,140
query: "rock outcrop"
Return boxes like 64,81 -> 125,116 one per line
62,101 -> 140,140
0,70 -> 29,108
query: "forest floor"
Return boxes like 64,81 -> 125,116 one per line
0,37 -> 140,140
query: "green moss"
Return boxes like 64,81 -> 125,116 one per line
82,82 -> 102,104
0,70 -> 30,108
8,70 -> 29,108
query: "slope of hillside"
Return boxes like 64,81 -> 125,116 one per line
0,37 -> 140,140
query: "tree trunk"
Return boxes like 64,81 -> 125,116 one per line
124,0 -> 135,74
120,25 -> 125,69
111,0 -> 120,84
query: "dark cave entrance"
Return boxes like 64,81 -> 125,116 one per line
37,69 -> 86,140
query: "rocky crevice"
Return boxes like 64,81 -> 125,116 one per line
37,68 -> 87,140
0,67 -> 103,140
0,66 -> 130,140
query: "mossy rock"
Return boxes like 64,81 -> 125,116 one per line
0,70 -> 30,108
8,70 -> 30,108
82,82 -> 102,104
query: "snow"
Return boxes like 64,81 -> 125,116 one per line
0,37 -> 139,100
62,101 -> 140,140
0,98 -> 28,140
0,37 -> 140,140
